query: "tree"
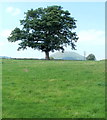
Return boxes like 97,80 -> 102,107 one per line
86,54 -> 96,61
8,5 -> 78,60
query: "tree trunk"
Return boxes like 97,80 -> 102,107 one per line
45,51 -> 50,60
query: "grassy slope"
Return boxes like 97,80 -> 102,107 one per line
2,59 -> 105,118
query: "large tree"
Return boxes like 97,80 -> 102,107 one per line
8,5 -> 78,60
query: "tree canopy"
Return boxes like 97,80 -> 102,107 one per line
8,5 -> 78,60
86,54 -> 96,61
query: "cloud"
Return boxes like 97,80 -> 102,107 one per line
6,7 -> 21,16
78,29 -> 105,45
0,41 -> 5,47
6,7 -> 13,12
13,8 -> 21,16
0,29 -> 12,38
74,29 -> 105,60
0,29 -> 11,49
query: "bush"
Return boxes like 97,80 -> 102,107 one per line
50,57 -> 54,60
86,54 -> 96,61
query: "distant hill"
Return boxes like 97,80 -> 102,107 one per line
0,56 -> 11,59
50,51 -> 85,60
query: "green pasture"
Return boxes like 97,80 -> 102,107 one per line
2,59 -> 105,118
0,59 -> 2,119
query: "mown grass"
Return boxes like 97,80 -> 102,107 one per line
2,59 -> 105,118
0,59 -> 2,119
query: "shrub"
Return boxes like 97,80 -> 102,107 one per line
86,54 -> 96,61
50,57 -> 54,60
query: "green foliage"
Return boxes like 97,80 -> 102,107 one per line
49,57 -> 54,60
2,59 -> 105,118
86,54 -> 96,61
8,5 -> 78,59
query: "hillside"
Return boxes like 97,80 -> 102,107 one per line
0,56 -> 11,59
50,51 -> 85,60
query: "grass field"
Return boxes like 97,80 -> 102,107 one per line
2,59 -> 105,118
0,59 -> 2,119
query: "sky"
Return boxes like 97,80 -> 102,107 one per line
0,1 -> 105,60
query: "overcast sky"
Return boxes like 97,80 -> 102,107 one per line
0,1 -> 105,60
